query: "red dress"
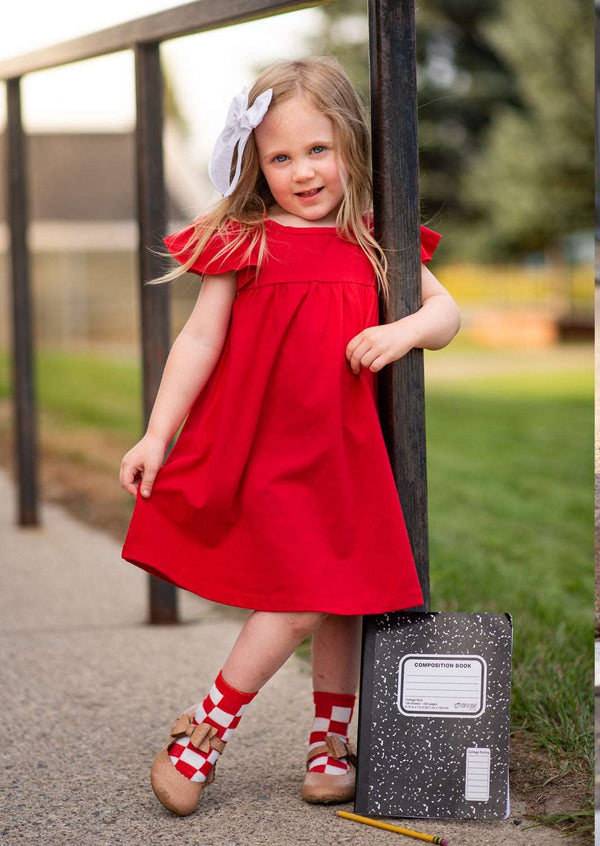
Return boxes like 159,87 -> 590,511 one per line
122,216 -> 441,615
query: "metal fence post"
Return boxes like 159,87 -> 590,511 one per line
134,41 -> 178,624
6,77 -> 39,527
368,0 -> 429,610
356,0 -> 428,804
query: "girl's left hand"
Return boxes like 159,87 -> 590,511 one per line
345,323 -> 415,375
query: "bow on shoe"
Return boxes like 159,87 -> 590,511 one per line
325,735 -> 358,766
325,735 -> 349,759
170,714 -> 220,753
307,735 -> 358,768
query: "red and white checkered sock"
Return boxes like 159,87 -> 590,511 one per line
168,670 -> 257,783
307,690 -> 356,774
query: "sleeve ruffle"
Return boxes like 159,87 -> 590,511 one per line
362,212 -> 441,263
163,220 -> 258,276
419,225 -> 441,263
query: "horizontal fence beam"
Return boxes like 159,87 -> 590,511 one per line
0,0 -> 323,79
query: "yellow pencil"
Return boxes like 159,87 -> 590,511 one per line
336,811 -> 449,845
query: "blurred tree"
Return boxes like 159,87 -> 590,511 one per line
414,0 -> 517,234
463,0 -> 594,259
302,0 -> 516,257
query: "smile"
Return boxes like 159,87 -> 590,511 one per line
295,187 -> 324,198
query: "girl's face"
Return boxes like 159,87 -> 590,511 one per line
254,94 -> 349,225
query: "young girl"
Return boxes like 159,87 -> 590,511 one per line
120,56 -> 460,817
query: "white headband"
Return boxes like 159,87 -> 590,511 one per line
208,86 -> 273,197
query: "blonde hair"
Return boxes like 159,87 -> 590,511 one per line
150,55 -> 390,301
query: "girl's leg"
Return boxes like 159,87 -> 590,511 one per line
311,613 -> 362,693
305,614 -> 362,780
222,610 -> 327,692
167,611 -> 326,785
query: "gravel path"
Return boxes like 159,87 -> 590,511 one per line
0,470 -> 568,845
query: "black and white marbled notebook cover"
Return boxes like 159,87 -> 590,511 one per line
355,612 -> 512,820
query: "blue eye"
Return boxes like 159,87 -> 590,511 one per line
312,146 -> 326,154
274,154 -> 287,163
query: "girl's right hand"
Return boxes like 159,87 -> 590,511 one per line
119,433 -> 167,499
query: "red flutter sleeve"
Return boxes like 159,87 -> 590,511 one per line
420,225 -> 441,264
163,220 -> 258,276
362,212 -> 441,263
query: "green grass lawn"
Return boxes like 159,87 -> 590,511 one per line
0,347 -> 593,779
0,348 -> 144,441
426,368 -> 593,778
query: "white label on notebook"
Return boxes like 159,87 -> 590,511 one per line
397,654 -> 487,718
465,748 -> 491,801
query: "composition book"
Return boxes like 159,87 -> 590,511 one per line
355,611 -> 512,820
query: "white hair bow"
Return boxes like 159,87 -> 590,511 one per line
208,86 -> 273,197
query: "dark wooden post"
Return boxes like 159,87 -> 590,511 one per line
134,42 -> 178,624
6,77 -> 39,527
355,0 -> 427,807
368,0 -> 429,611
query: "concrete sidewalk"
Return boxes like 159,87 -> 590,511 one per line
0,470 -> 565,845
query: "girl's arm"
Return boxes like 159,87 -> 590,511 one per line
346,264 -> 460,375
120,271 -> 237,498
392,263 -> 461,351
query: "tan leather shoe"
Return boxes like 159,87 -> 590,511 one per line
301,735 -> 357,804
150,707 -> 225,816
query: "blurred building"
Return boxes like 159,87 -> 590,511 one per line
0,125 -> 205,351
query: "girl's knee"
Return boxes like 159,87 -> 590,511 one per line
288,611 -> 327,639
